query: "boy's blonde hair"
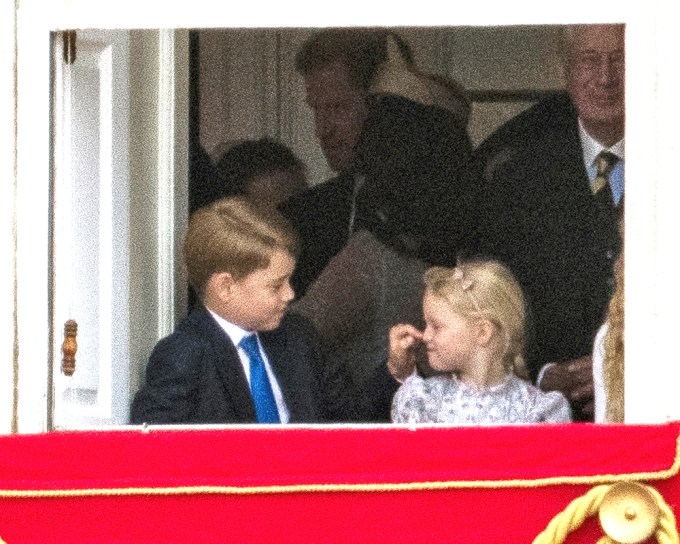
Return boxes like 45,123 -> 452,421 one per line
424,259 -> 527,377
184,196 -> 298,298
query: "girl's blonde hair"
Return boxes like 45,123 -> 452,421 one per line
424,259 -> 528,378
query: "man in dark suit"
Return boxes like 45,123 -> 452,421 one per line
475,24 -> 625,421
130,197 -> 354,424
279,28 -> 414,297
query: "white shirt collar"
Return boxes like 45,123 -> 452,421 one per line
207,308 -> 253,347
578,119 -> 625,170
206,308 -> 290,423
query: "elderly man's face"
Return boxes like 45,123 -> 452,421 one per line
303,60 -> 368,173
565,24 -> 625,145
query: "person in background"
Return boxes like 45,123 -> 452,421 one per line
592,218 -> 624,423
187,138 -> 309,311
473,24 -> 625,421
214,137 -> 308,208
188,137 -> 220,215
130,197 -> 354,424
290,35 -> 477,422
390,259 -> 571,424
278,28 -> 415,297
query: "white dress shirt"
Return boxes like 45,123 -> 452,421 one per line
578,121 -> 625,205
208,309 -> 290,423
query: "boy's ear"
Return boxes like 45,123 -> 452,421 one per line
210,271 -> 235,302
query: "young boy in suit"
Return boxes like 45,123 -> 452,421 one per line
131,196 -> 350,424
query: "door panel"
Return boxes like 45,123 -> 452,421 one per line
51,29 -> 130,428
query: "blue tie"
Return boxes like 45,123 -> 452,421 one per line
240,334 -> 280,423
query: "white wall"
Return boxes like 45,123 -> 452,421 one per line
0,0 -> 17,434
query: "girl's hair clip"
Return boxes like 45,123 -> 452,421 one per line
453,267 -> 473,291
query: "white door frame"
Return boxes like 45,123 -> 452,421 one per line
0,0 -> 18,434
5,1 -> 680,429
11,7 -> 188,431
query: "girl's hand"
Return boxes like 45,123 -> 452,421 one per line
387,324 -> 425,382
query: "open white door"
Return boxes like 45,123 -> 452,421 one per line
48,28 -> 190,429
51,29 -> 131,428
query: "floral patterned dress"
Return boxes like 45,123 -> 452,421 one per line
391,373 -> 572,424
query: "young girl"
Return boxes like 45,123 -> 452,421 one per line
390,259 -> 572,424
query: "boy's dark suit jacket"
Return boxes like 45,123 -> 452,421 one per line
130,304 -> 354,424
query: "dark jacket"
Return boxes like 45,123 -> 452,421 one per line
475,92 -> 621,380
130,305 -> 355,424
278,171 -> 356,298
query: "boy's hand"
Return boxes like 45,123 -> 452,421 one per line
387,324 -> 425,382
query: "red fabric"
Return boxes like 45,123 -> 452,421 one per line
0,423 -> 678,543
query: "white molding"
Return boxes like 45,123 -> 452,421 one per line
15,16 -> 51,433
157,28 -> 189,338
157,28 -> 178,338
0,0 -> 17,434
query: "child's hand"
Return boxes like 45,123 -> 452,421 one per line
387,324 -> 425,382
